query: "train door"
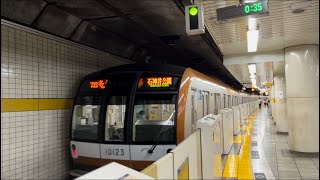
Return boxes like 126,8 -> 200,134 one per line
191,88 -> 197,132
99,74 -> 136,168
203,91 -> 209,116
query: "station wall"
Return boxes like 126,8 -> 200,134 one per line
1,21 -> 133,179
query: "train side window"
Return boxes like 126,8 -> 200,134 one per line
219,94 -> 225,109
223,94 -> 227,108
228,95 -> 231,108
203,91 -> 209,116
105,96 -> 127,141
231,95 -> 234,106
232,96 -> 236,106
235,96 -> 237,106
214,93 -> 220,115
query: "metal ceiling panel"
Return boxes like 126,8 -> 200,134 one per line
107,0 -> 185,36
1,0 -> 46,24
200,0 -> 319,55
45,0 -> 116,19
89,17 -> 157,45
34,5 -> 81,38
71,21 -> 136,58
1,0 -> 244,90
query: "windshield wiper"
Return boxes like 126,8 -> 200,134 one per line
148,110 -> 175,154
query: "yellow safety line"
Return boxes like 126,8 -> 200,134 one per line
234,135 -> 243,144
223,155 -> 239,178
1,98 -> 73,112
223,109 -> 259,180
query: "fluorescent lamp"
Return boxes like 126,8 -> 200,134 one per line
248,18 -> 257,30
248,64 -> 256,74
247,30 -> 259,52
244,0 -> 257,3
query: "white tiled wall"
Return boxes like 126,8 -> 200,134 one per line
1,22 -> 133,179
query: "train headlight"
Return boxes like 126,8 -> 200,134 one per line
71,144 -> 78,158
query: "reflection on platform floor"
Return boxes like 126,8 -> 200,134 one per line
251,108 -> 319,180
222,107 -> 319,180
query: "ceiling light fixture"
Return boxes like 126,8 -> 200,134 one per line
247,30 -> 259,52
248,64 -> 256,74
243,0 -> 257,3
247,18 -> 259,52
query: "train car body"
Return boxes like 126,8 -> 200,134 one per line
69,63 -> 257,177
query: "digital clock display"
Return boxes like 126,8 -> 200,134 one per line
216,0 -> 269,21
244,2 -> 263,14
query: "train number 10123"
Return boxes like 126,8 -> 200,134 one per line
105,148 -> 124,156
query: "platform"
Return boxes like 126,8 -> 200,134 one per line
223,107 -> 319,180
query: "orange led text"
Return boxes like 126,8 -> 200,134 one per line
147,77 -> 172,87
90,80 -> 108,89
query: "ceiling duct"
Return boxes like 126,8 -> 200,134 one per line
291,0 -> 312,13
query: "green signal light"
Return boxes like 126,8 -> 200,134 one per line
189,7 -> 198,16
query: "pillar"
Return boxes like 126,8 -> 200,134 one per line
273,75 -> 288,133
285,44 -> 319,152
270,85 -> 276,122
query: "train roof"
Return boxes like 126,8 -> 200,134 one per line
89,63 -> 187,77
85,63 -> 257,96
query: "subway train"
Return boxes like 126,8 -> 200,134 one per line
69,63 -> 257,177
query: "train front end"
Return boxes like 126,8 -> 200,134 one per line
69,68 -> 182,177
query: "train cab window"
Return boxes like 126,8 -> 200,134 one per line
72,96 -> 102,141
105,96 -> 126,141
132,94 -> 176,143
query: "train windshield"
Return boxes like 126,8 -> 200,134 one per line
132,93 -> 176,143
71,78 -> 108,141
72,95 -> 102,141
132,73 -> 180,144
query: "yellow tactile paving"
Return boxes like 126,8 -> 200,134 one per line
241,125 -> 247,131
222,109 -> 259,180
223,155 -> 239,178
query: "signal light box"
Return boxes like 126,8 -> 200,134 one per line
185,5 -> 205,35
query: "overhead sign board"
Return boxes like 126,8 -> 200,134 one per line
216,0 -> 269,21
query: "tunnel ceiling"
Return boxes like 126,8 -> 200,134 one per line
1,0 -> 244,90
